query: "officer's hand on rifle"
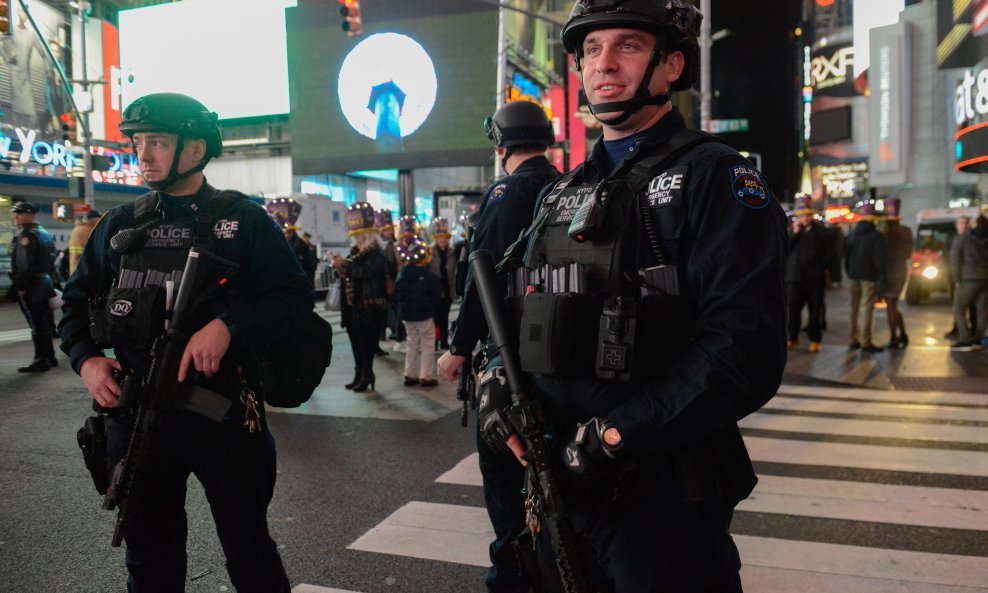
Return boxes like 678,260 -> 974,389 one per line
560,417 -> 623,484
477,366 -> 522,456
178,318 -> 231,381
437,351 -> 465,382
81,356 -> 123,408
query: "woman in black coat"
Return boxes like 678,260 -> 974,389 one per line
334,204 -> 389,391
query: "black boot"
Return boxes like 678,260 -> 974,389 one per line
352,372 -> 376,392
345,371 -> 363,390
18,359 -> 51,373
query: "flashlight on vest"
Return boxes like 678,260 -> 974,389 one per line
595,297 -> 637,381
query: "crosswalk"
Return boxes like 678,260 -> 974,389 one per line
295,383 -> 988,593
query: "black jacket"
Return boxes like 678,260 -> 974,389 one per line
950,225 -> 988,282
529,108 -> 789,455
844,220 -> 886,282
58,181 -> 313,376
449,155 -> 559,354
395,264 -> 441,322
344,242 -> 388,309
787,220 -> 832,283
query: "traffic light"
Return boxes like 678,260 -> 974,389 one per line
339,0 -> 362,36
0,1 -> 10,36
60,112 -> 78,143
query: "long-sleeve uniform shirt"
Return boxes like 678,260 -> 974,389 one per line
520,108 -> 788,593
449,155 -> 559,355
59,182 -> 313,382
531,109 -> 789,457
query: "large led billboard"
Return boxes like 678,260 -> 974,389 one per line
119,0 -> 294,120
287,1 -> 497,174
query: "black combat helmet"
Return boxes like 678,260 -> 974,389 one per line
561,0 -> 702,123
484,101 -> 554,149
120,93 -> 223,190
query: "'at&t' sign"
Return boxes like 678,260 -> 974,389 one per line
954,67 -> 988,126
954,66 -> 988,172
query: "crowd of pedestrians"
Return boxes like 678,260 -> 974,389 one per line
786,196 -> 987,352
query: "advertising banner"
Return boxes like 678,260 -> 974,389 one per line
287,0 -> 497,174
0,0 -> 68,146
869,21 -> 910,186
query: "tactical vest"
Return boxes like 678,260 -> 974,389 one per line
91,189 -> 244,351
510,130 -> 723,381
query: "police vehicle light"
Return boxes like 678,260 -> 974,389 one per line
339,0 -> 362,36
922,266 -> 938,280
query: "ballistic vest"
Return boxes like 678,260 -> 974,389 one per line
94,189 -> 244,351
511,130 -> 722,380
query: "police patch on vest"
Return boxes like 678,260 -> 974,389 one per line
145,224 -> 193,249
19,236 -> 30,246
729,165 -> 769,209
646,166 -> 687,208
548,185 -> 595,225
109,299 -> 133,317
213,219 -> 240,240
489,183 -> 508,204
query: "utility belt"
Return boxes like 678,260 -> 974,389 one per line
506,260 -> 694,381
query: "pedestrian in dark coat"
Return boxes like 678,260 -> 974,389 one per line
949,214 -> 988,349
787,196 -> 831,352
395,237 -> 441,385
845,204 -> 887,351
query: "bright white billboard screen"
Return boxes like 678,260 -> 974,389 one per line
118,0 -> 294,120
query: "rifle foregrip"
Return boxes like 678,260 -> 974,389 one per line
468,250 -> 526,396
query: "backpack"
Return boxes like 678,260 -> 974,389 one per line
254,311 -> 333,408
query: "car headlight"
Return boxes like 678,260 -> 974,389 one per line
922,266 -> 938,279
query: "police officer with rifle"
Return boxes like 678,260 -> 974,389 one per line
59,93 -> 312,593
476,1 -> 788,591
438,100 -> 559,593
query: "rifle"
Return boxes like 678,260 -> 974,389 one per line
451,321 -> 478,427
468,249 -> 590,593
102,247 -> 239,547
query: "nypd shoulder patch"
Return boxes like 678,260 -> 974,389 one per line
489,183 -> 508,204
728,165 -> 769,209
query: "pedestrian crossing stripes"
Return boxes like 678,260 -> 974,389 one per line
316,383 -> 988,593
0,328 -> 32,346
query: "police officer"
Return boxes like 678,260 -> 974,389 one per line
437,100 -> 559,593
58,93 -> 312,593
9,201 -> 57,372
485,2 -> 788,591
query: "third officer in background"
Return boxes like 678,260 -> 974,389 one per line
483,1 -> 788,591
437,100 -> 559,593
9,201 -> 57,372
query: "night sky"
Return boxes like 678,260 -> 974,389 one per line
709,1 -> 803,201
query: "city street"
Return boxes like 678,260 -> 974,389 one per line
0,285 -> 985,593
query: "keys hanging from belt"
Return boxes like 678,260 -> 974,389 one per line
237,367 -> 262,434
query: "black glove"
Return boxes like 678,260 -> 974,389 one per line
560,417 -> 622,484
477,366 -> 516,455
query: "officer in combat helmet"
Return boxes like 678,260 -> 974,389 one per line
478,1 -> 788,591
437,99 -> 559,593
58,93 -> 312,592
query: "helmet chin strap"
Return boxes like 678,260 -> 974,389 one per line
144,136 -> 209,192
587,50 -> 670,126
